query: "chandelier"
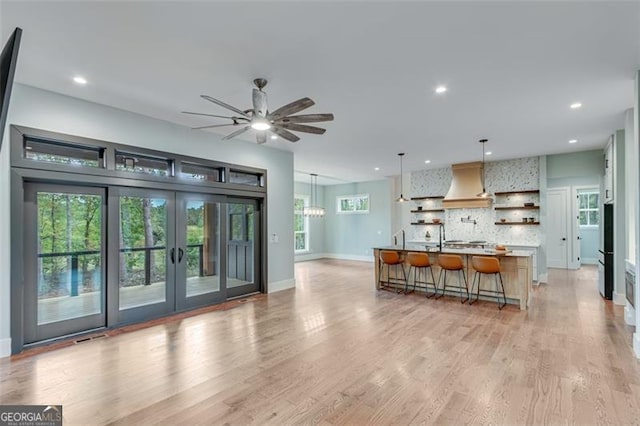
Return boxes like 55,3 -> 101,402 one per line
303,173 -> 325,217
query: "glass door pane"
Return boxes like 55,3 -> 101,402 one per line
119,195 -> 168,309
227,200 -> 260,298
176,194 -> 223,310
24,184 -> 106,344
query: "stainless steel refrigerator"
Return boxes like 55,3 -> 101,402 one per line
598,203 -> 613,300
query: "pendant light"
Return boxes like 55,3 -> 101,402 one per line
476,139 -> 492,198
396,153 -> 410,203
303,173 -> 325,217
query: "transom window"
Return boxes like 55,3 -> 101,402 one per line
336,194 -> 369,214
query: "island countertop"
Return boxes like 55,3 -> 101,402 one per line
373,246 -> 533,309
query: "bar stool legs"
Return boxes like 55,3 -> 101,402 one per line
435,254 -> 469,303
470,256 -> 507,309
405,252 -> 437,297
378,250 -> 407,293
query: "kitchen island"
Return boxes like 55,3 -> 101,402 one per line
373,245 -> 533,309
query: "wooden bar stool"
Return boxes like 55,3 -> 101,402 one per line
406,252 -> 437,297
435,254 -> 469,303
470,256 -> 507,309
378,250 -> 407,293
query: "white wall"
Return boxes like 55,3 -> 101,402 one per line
0,84 -> 295,356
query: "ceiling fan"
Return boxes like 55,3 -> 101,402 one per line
183,78 -> 334,144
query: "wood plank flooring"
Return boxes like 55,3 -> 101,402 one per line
1,260 -> 639,425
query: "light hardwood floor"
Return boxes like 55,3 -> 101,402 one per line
1,260 -> 640,425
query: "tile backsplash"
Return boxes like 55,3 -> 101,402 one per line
409,157 -> 541,245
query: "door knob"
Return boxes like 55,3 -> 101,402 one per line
561,237 -> 566,241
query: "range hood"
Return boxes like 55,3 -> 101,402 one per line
442,162 -> 492,209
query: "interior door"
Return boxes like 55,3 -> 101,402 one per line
24,183 -> 106,343
175,193 -> 226,310
226,199 -> 261,298
547,188 -> 569,269
111,187 -> 175,325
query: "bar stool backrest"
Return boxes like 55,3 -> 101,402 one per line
438,254 -> 464,270
380,250 -> 401,265
472,256 -> 501,274
407,252 -> 431,267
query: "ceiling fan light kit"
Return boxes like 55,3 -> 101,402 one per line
184,78 -> 334,144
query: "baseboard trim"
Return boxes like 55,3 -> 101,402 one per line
613,291 -> 626,306
268,278 -> 295,293
0,338 -> 11,358
537,273 -> 548,284
625,303 -> 636,326
294,253 -> 326,262
634,333 -> 640,359
323,253 -> 374,263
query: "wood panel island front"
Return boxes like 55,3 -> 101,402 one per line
373,245 -> 533,309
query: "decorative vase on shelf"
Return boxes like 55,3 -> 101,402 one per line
425,231 -> 431,239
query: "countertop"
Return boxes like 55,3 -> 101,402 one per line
407,240 -> 540,248
374,245 -> 534,257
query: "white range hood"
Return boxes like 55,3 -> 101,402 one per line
442,161 -> 492,209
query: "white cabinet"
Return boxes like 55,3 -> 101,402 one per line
604,136 -> 614,203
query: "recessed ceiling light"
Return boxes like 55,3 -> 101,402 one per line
73,76 -> 87,85
270,135 -> 277,140
424,160 -> 431,164
570,102 -> 582,109
374,167 -> 380,171
435,86 -> 447,94
569,139 -> 578,144
486,151 -> 492,156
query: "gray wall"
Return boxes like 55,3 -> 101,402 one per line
294,181 -> 325,259
0,84 -> 295,355
323,180 -> 391,259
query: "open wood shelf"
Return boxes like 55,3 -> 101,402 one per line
495,221 -> 540,225
494,190 -> 540,196
494,206 -> 539,210
410,209 -> 445,213
411,222 -> 445,225
411,196 -> 445,200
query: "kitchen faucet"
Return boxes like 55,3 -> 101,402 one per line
438,223 -> 446,252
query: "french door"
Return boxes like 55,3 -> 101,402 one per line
24,184 -> 107,343
24,184 -> 261,343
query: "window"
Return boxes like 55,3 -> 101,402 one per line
578,191 -> 599,226
24,137 -> 104,167
294,195 -> 309,252
336,194 -> 370,214
180,162 -> 222,182
115,151 -> 173,176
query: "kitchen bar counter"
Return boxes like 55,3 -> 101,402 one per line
373,245 -> 533,309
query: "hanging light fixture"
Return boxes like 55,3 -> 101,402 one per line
476,139 -> 493,198
303,173 -> 325,217
396,152 -> 410,203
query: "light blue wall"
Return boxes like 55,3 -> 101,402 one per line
323,180 -> 391,258
547,149 -> 603,188
294,181 -> 325,258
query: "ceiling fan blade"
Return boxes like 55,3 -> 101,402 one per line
275,113 -> 334,124
201,95 -> 251,118
222,126 -> 251,140
271,126 -> 300,142
256,131 -> 267,144
252,88 -> 268,118
268,97 -> 315,120
278,123 -> 326,135
192,123 -> 241,130
182,111 -> 249,121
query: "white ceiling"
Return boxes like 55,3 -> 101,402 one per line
2,1 -> 639,184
